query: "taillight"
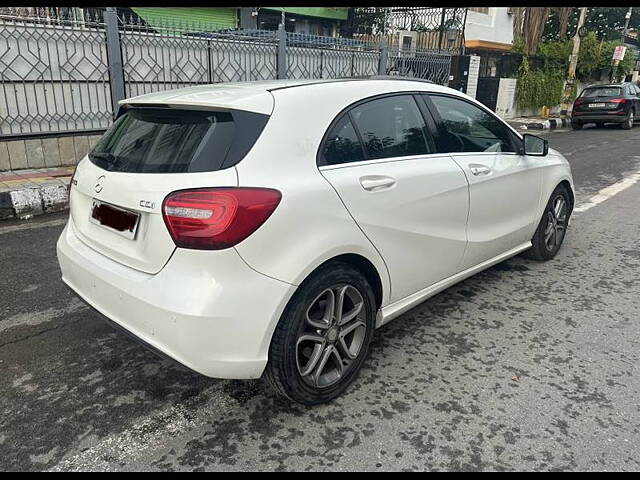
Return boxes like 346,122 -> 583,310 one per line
574,97 -> 584,105
162,188 -> 281,250
609,98 -> 627,104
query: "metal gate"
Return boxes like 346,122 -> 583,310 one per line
386,50 -> 452,86
348,7 -> 464,86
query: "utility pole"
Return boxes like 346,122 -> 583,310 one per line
383,6 -> 391,35
612,7 -> 633,83
622,7 -> 633,40
560,7 -> 588,121
277,9 -> 286,79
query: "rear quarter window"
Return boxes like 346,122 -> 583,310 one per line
320,116 -> 365,166
89,108 -> 269,173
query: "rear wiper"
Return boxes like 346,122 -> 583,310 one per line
89,152 -> 119,170
90,151 -> 114,162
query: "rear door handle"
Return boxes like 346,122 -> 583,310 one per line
469,164 -> 491,176
360,175 -> 396,191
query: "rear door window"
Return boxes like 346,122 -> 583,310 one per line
350,95 -> 436,160
89,108 -> 268,173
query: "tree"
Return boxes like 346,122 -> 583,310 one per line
523,7 -> 550,55
339,7 -> 387,37
583,7 -> 638,41
512,7 -> 525,40
513,7 -> 552,55
558,7 -> 571,40
545,7 -> 639,42
544,7 -> 579,41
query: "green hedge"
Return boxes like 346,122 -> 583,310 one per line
516,57 -> 565,111
514,32 -> 637,111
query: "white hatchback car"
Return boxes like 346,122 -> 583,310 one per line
57,77 -> 574,404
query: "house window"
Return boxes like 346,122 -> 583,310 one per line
469,8 -> 490,15
257,9 -> 295,32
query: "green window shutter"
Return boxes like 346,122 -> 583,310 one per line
131,7 -> 237,31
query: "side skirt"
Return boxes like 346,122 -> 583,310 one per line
376,242 -> 532,328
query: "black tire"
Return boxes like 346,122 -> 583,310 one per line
522,184 -> 572,261
621,109 -> 634,130
264,261 -> 376,405
571,121 -> 583,130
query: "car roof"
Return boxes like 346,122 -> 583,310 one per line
119,77 -> 442,115
584,83 -> 625,88
266,76 -> 435,91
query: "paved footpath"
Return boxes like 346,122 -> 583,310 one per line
1,124 -> 640,471
0,167 -> 74,220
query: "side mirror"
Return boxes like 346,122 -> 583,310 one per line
522,134 -> 548,156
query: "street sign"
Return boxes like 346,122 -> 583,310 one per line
613,46 -> 627,61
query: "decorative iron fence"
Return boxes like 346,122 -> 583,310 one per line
118,17 -> 282,97
0,14 -> 112,136
286,31 -> 381,80
0,9 -> 455,138
387,49 -> 453,87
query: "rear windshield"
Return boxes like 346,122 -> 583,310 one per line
89,108 -> 268,173
581,87 -> 622,98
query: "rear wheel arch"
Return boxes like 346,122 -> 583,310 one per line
301,254 -> 384,311
265,259 -> 378,404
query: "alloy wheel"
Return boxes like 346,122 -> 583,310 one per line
296,284 -> 367,389
544,195 -> 567,252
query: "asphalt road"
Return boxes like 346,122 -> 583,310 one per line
1,124 -> 640,471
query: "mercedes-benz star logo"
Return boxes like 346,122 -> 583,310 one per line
95,175 -> 106,193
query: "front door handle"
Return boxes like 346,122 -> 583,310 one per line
360,175 -> 396,191
469,164 -> 491,176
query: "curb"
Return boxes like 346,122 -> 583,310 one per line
0,183 -> 68,220
509,118 -> 570,131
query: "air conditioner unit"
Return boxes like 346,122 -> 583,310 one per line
394,30 -> 417,58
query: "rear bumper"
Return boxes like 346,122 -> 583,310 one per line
571,112 -> 627,123
56,218 -> 296,379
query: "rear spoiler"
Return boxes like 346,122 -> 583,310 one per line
115,103 -> 171,120
115,102 -> 259,119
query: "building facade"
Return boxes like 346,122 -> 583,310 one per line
460,8 -> 518,117
246,7 -> 348,36
464,7 -> 514,54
